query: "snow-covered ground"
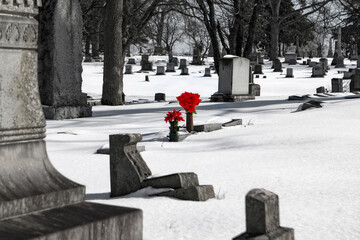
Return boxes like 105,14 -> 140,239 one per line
45,56 -> 360,240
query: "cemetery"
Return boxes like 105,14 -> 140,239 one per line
1,0 -> 360,239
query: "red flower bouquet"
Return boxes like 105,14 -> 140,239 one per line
176,92 -> 201,114
164,109 -> 185,134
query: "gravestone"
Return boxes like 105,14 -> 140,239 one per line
124,65 -> 132,74
181,67 -> 189,75
192,46 -> 202,65
154,46 -> 163,55
179,58 -> 187,70
257,53 -> 264,64
249,83 -> 261,96
233,189 -> 294,240
319,58 -> 329,71
166,63 -> 176,72
350,43 -> 358,60
350,69 -> 360,91
311,64 -> 324,77
273,59 -> 283,72
156,66 -> 165,75
343,71 -> 354,79
284,52 -> 297,64
288,58 -> 297,65
38,0 -> 92,120
253,64 -> 263,74
140,54 -> 153,71
309,61 -> 317,67
0,2 -> 142,239
204,67 -> 212,77
155,93 -> 166,101
332,78 -> 343,92
285,68 -> 294,78
171,57 -> 179,66
127,58 -> 136,64
316,86 -> 326,93
307,59 -> 311,65
336,56 -> 345,68
211,55 -> 255,102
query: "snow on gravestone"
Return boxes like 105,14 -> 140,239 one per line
0,1 -> 142,239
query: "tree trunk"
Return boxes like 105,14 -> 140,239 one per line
243,0 -> 260,58
268,0 -> 281,60
102,0 -> 124,105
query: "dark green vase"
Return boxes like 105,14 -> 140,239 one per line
169,132 -> 179,142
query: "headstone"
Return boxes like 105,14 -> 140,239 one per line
253,64 -> 263,74
204,67 -> 212,77
38,0 -> 92,120
311,64 -> 324,77
332,78 -> 343,92
273,59 -> 283,72
306,59 -> 311,65
350,43 -> 358,60
211,55 -> 254,102
180,67 -> 189,75
140,54 -> 153,71
248,53 -> 257,65
285,68 -> 294,78
110,134 -> 152,197
288,58 -> 297,65
343,71 -> 354,79
350,69 -> 360,91
316,86 -> 326,93
171,57 -> 179,66
154,93 -> 166,101
125,65 -> 132,74
302,60 -> 307,65
0,2 -> 142,239
249,83 -> 261,96
192,45 -> 202,65
156,66 -> 165,75
179,58 -> 187,70
309,61 -> 317,67
127,58 -> 136,64
194,123 -> 222,132
284,53 -> 297,64
145,75 -> 149,82
166,63 -> 175,72
335,56 -> 345,68
233,189 -> 294,240
84,53 -> 92,62
319,58 -> 329,71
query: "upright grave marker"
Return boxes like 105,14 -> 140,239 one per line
0,2 -> 142,238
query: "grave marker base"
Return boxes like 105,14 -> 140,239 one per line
210,94 -> 255,102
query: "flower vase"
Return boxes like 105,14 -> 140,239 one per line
169,132 -> 179,142
186,113 -> 193,133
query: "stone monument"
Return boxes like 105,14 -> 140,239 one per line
38,0 -> 92,120
140,54 -> 153,71
0,1 -> 142,239
210,55 -> 255,102
332,78 -> 343,92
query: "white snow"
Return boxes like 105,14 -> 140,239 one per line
46,57 -> 360,240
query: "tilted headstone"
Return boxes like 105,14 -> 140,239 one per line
179,58 -> 187,70
0,2 -> 142,239
273,59 -> 283,72
180,67 -> 189,75
156,66 -> 165,75
166,63 -> 175,72
311,64 -> 324,77
350,43 -> 358,60
350,69 -> 360,92
125,64 -> 133,74
127,58 -> 136,64
211,55 -> 254,102
253,64 -> 263,74
110,134 -> 152,197
204,67 -> 212,77
38,0 -> 92,120
332,78 -> 343,92
285,68 -> 294,78
154,93 -> 166,101
233,189 -> 294,240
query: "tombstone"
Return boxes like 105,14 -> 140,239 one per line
125,65 -> 133,74
311,64 -> 324,77
343,71 -> 354,79
285,68 -> 294,78
284,52 -> 297,64
0,2 -> 142,239
145,75 -> 150,82
171,57 -> 179,66
309,61 -> 317,67
84,53 -> 92,62
319,58 -> 329,71
302,60 -> 307,65
180,67 -> 189,75
350,69 -> 360,91
316,86 -> 326,93
249,83 -> 261,96
110,134 -> 152,197
192,45 -> 202,65
210,56 -> 254,102
155,93 -> 166,101
332,78 -> 343,92
166,63 -> 175,72
248,53 -> 257,65
307,59 -> 311,65
156,66 -> 165,75
253,64 -> 263,74
38,0 -> 92,120
335,56 -> 345,68
233,189 -> 294,240
204,68 -> 212,77
288,58 -> 297,65
140,54 -> 153,71
179,58 -> 187,70
331,52 -> 338,66
273,59 -> 283,72
350,43 -> 358,60
127,58 -> 136,64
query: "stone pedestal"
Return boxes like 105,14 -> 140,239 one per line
211,55 -> 255,102
38,0 -> 92,120
0,2 -> 143,239
155,93 -> 166,101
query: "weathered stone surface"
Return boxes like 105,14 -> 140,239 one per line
288,59 -> 297,65
194,123 -> 222,132
140,54 -> 153,71
332,78 -> 343,92
141,173 -> 199,189
110,134 -> 152,197
308,61 -> 317,67
155,93 -> 166,101
285,68 -> 293,78
97,145 -> 145,154
284,53 -> 296,64
222,119 -> 243,127
343,71 -> 354,79
154,185 -> 215,201
156,66 -> 165,75
335,56 -> 345,68
0,202 -> 143,240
